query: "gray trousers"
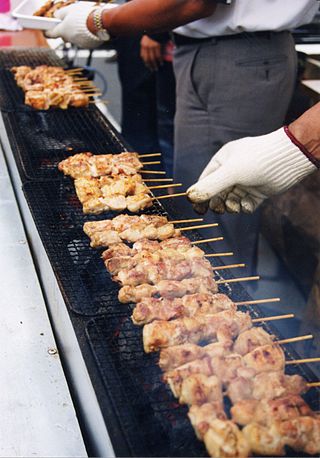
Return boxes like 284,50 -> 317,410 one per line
173,31 -> 297,188
173,31 -> 297,272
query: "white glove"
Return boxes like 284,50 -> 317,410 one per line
45,3 -> 105,49
187,127 -> 317,214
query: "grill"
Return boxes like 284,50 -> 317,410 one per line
0,47 -> 64,68
86,315 -> 320,457
3,108 -> 130,181
1,48 -> 319,458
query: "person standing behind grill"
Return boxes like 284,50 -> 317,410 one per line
46,0 -> 319,187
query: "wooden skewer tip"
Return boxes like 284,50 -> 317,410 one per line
216,275 -> 260,284
205,252 -> 234,257
277,334 -> 313,345
192,237 -> 224,245
252,313 -> 294,323
180,222 -> 219,231
235,298 -> 281,306
214,263 -> 245,271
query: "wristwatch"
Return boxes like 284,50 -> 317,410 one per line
92,7 -> 110,40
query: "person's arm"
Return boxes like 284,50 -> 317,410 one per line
46,0 -> 217,48
88,0 -> 217,36
187,102 -> 320,214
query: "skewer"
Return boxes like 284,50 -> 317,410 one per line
213,263 -> 245,271
205,252 -> 234,257
154,192 -> 187,200
73,77 -> 90,82
143,178 -> 173,182
141,161 -> 161,165
140,170 -> 166,175
192,237 -> 224,245
179,222 -> 219,231
89,100 -> 109,105
65,67 -> 84,73
216,275 -> 260,284
277,334 -> 313,344
170,218 -> 203,224
148,183 -> 182,190
306,382 -> 320,387
235,298 -> 280,306
286,357 -> 320,365
252,313 -> 294,323
88,93 -> 103,98
138,153 -> 162,158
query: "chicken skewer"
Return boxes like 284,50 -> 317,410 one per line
11,65 -> 91,109
119,275 -> 259,304
58,152 -> 145,178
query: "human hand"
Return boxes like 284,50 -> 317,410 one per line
140,35 -> 163,71
187,128 -> 317,214
45,3 -> 105,48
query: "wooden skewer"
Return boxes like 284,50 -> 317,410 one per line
180,222 -> 219,231
235,298 -> 281,306
192,237 -> 224,245
89,100 -> 109,105
138,153 -> 162,158
286,357 -> 320,365
88,93 -> 103,98
154,192 -> 187,200
140,170 -> 166,175
306,382 -> 320,387
143,178 -> 173,182
252,313 -> 294,323
170,218 -> 203,224
205,252 -> 234,257
73,77 -> 90,82
216,275 -> 260,284
214,263 -> 245,271
65,67 -> 84,73
148,183 -> 182,190
277,334 -> 313,345
142,161 -> 161,165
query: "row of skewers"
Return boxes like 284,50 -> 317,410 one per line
33,0 -> 76,18
59,151 -> 188,213
57,142 -> 320,455
82,212 -> 320,457
11,65 -> 102,110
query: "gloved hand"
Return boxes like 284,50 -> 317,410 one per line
187,127 -> 317,214
45,3 -> 106,49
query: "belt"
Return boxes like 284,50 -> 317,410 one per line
173,31 -> 275,46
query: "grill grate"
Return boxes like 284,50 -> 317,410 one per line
86,314 -> 320,457
22,180 -> 233,316
3,108 -> 130,181
0,47 -> 65,69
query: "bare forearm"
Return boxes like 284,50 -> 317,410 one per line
289,102 -> 320,160
87,0 -> 217,36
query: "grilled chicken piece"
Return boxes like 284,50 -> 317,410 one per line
143,310 -> 251,353
25,91 -> 50,110
242,422 -> 285,456
132,293 -> 236,326
279,416 -> 320,455
33,1 -> 54,16
118,276 -> 218,303
203,420 -> 250,458
233,327 -> 275,355
159,340 -> 232,371
180,374 -> 223,406
242,343 -> 285,374
116,258 -> 213,287
231,395 -> 314,426
188,402 -> 227,440
227,371 -> 307,404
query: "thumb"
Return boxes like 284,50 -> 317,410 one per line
198,157 -> 221,181
187,164 -> 235,203
45,23 -> 64,38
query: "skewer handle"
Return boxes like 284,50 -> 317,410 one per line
180,222 -> 219,231
143,178 -> 173,182
205,252 -> 234,257
138,153 -> 162,158
252,313 -> 294,323
140,170 -> 166,175
235,298 -> 280,306
148,183 -> 182,190
306,382 -> 320,387
154,192 -> 187,200
286,357 -> 320,365
170,218 -> 203,224
192,237 -> 224,245
142,161 -> 161,165
216,275 -> 260,284
214,263 -> 245,271
277,334 -> 313,344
